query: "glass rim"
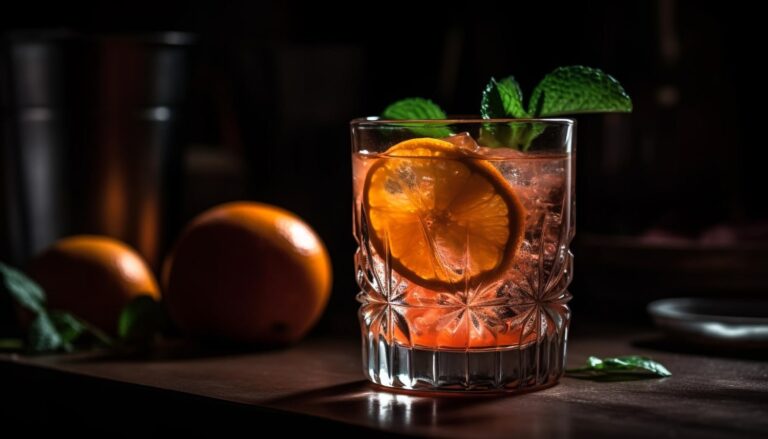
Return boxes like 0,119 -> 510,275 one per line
350,116 -> 575,127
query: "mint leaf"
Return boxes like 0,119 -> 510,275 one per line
118,295 -> 166,343
566,355 -> 671,381
26,310 -> 112,354
381,98 -> 453,137
529,65 -> 632,116
592,355 -> 672,376
382,97 -> 447,120
49,310 -> 87,345
478,122 -> 545,151
50,310 -> 112,345
27,312 -> 64,352
481,76 -> 528,119
0,261 -> 45,313
480,77 -> 540,150
0,261 -> 69,353
1,261 -> 112,353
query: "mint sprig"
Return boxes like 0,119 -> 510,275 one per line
479,76 -> 541,150
478,122 -> 545,151
382,65 -> 631,149
481,76 -> 529,119
566,355 -> 671,381
529,66 -> 632,116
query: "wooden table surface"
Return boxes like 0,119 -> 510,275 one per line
1,330 -> 767,438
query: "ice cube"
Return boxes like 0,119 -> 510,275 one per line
476,146 -> 526,159
443,132 -> 480,153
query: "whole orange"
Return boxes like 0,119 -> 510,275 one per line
28,235 -> 160,333
163,202 -> 332,345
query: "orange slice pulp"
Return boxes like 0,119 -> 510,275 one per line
363,138 -> 525,291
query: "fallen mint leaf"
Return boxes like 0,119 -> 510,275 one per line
1,261 -> 113,354
27,310 -> 111,353
0,261 -> 46,313
27,312 -> 65,353
566,355 -> 671,381
51,310 -> 113,347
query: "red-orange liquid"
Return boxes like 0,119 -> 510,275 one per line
354,139 -> 572,350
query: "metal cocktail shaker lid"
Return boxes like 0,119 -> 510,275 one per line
1,31 -> 195,267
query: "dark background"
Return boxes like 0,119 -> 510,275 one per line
1,0 -> 766,335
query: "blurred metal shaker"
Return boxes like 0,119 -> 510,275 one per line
1,31 -> 194,269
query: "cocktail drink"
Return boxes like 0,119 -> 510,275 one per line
352,119 -> 574,392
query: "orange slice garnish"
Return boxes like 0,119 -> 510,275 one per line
363,138 -> 525,290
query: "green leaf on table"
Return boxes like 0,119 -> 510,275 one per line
381,98 -> 453,137
0,261 -> 46,313
566,355 -> 671,381
49,310 -> 87,345
481,76 -> 528,119
528,65 -> 632,117
26,310 -> 107,353
118,295 -> 166,343
50,310 -> 112,347
27,312 -> 65,353
1,261 -> 113,353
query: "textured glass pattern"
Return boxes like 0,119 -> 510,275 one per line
352,123 -> 574,392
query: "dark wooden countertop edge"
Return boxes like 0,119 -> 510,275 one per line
0,359 -> 410,437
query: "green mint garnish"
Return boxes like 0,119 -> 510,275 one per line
479,76 -> 539,150
566,355 -> 671,381
382,98 -> 453,138
529,65 -> 632,116
382,97 -> 447,120
481,76 -> 528,119
478,122 -> 545,151
381,65 -> 631,149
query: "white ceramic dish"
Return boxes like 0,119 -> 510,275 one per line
648,298 -> 768,349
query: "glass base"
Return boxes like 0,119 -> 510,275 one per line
362,330 -> 568,393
